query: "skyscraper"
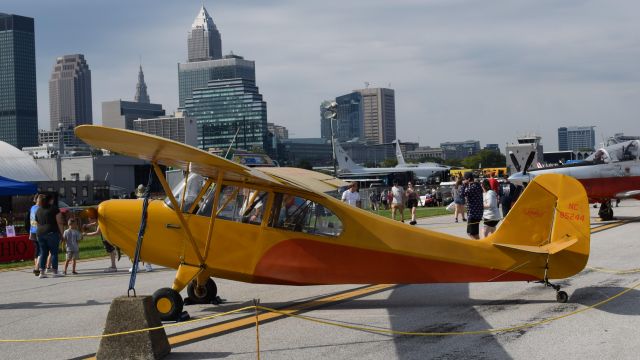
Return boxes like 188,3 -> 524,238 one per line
49,54 -> 93,131
558,126 -> 596,151
134,65 -> 150,104
188,5 -> 222,62
184,78 -> 267,151
0,13 -> 38,148
355,88 -> 396,145
178,54 -> 255,107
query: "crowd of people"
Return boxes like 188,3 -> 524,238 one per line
340,172 -> 522,238
456,172 -> 521,240
28,185 -> 153,279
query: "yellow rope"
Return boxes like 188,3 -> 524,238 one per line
1,277 -> 639,342
257,279 -> 640,336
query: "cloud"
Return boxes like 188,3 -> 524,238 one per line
4,0 -> 639,150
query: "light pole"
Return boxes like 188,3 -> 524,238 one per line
57,122 -> 64,181
323,102 -> 338,176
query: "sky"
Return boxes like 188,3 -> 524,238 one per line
4,0 -> 640,151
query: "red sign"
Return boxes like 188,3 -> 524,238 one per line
0,235 -> 36,263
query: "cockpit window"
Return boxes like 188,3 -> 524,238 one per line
164,173 -> 207,212
268,193 -> 343,237
195,184 -> 267,225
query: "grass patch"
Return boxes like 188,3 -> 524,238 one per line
0,235 -> 106,270
368,206 -> 450,219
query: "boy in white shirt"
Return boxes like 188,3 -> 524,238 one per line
341,183 -> 361,208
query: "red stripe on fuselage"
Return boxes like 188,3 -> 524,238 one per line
578,176 -> 640,202
252,239 -> 538,285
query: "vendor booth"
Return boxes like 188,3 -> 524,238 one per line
0,176 -> 37,263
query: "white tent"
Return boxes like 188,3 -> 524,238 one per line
0,141 -> 51,182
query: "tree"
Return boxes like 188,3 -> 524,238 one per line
380,158 -> 398,168
461,150 -> 506,169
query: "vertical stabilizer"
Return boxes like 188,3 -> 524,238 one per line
395,140 -> 406,166
335,142 -> 363,172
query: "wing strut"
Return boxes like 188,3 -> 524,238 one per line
203,171 -> 225,263
152,163 -> 205,265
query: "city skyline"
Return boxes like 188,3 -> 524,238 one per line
2,0 -> 639,151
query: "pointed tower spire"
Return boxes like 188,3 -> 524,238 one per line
135,64 -> 150,104
188,4 -> 222,61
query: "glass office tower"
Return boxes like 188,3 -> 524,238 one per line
184,78 -> 267,151
0,13 -> 38,148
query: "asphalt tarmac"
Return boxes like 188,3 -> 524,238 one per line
1,201 -> 639,360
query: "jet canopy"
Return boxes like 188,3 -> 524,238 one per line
585,140 -> 639,163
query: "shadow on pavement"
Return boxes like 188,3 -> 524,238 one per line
571,286 -> 640,316
386,284 -> 513,360
0,299 -> 108,311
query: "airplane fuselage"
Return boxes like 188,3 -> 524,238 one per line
509,160 -> 640,202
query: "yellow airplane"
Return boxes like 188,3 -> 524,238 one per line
76,126 -> 590,321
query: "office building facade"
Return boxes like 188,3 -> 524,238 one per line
49,54 -> 93,131
558,126 -> 596,151
335,92 -> 363,141
440,140 -> 481,160
355,87 -> 396,145
102,100 -> 165,130
188,5 -> 222,62
133,111 -> 197,146
183,78 -> 267,151
0,13 -> 38,148
178,55 -> 255,107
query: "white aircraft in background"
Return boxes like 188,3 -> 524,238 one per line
394,140 -> 446,169
335,142 -> 448,181
509,140 -> 640,220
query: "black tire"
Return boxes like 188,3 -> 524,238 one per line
152,287 -> 184,321
556,291 -> 569,303
187,278 -> 218,304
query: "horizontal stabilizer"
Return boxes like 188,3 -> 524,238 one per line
494,237 -> 578,255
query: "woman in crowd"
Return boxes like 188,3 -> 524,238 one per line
481,179 -> 501,237
452,177 -> 466,223
35,194 -> 66,278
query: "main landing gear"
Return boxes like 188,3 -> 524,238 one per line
152,278 -> 220,322
598,200 -> 614,221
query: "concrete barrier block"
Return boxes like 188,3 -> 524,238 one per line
96,296 -> 170,360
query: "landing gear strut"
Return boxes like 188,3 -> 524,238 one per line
539,279 -> 569,303
598,200 -> 614,221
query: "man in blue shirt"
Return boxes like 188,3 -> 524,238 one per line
461,172 -> 483,239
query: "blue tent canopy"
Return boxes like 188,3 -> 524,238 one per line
0,175 -> 37,196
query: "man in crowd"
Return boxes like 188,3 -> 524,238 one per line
461,172 -> 483,239
341,182 -> 361,208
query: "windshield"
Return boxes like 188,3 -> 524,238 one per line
164,173 -> 207,212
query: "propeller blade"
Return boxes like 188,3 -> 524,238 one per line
522,151 -> 536,175
509,151 -> 521,172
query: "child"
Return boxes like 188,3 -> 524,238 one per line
63,219 -> 83,275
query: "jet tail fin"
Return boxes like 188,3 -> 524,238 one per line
491,174 -> 590,279
395,140 -> 406,166
334,142 -> 363,171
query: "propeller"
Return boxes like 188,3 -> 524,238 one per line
522,151 -> 536,175
509,151 -> 521,172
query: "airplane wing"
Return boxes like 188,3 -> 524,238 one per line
75,125 -> 285,188
260,167 -> 348,193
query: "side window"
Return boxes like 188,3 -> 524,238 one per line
269,193 -> 343,237
199,184 -> 268,225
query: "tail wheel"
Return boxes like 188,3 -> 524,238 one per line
152,287 -> 184,321
187,278 -> 218,304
